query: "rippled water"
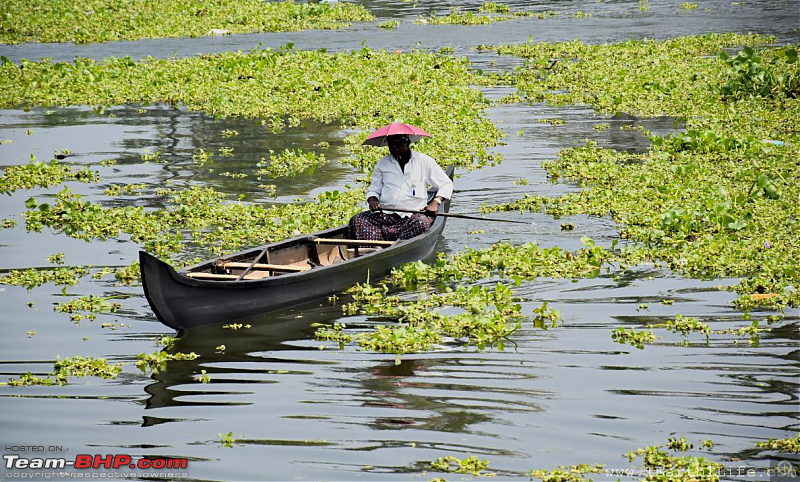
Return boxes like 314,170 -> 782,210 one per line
1,1 -> 798,480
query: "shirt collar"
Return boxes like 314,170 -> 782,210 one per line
391,149 -> 415,165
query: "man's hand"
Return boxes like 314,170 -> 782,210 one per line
368,196 -> 381,212
425,197 -> 442,218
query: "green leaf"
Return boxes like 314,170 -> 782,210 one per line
727,219 -> 747,230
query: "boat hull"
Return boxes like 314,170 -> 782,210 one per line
140,172 -> 452,330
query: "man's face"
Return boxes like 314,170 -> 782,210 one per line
387,136 -> 410,160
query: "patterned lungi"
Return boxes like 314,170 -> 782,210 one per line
348,211 -> 432,241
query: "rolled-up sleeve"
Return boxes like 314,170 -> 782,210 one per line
366,162 -> 384,201
427,158 -> 453,200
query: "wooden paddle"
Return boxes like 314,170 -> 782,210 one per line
380,208 -> 530,224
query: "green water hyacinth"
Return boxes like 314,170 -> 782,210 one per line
24,185 -> 364,259
314,323 -> 352,347
54,294 -> 122,323
756,434 -> 800,453
136,350 -> 199,374
719,46 -> 800,100
390,238 -> 624,288
477,34 -> 799,308
53,355 -> 122,379
0,0 -> 374,44
418,7 -> 501,25
478,2 -> 511,14
418,5 -> 557,25
6,373 -> 60,387
626,444 -> 723,481
256,148 -> 326,179
0,157 -> 98,194
91,262 -> 141,286
530,463 -> 605,482
528,438 -> 724,481
431,456 -> 492,476
103,183 -> 146,196
336,282 -> 526,354
0,48 -> 503,173
5,356 -> 121,387
660,314 -> 710,338
612,327 -> 656,349
0,266 -> 90,290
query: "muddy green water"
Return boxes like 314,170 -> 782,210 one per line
1,1 -> 798,480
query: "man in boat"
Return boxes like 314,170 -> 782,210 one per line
349,134 -> 453,241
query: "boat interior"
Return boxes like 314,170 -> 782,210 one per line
184,228 -> 397,281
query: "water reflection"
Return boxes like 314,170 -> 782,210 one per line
143,301 -> 333,412
1,1 -> 798,479
0,105 -> 359,206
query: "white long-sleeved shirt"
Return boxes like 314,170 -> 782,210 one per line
366,150 -> 453,217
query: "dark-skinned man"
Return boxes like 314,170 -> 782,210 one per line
349,134 -> 453,241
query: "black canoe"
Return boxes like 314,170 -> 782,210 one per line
140,167 -> 453,330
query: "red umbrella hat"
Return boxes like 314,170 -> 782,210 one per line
362,123 -> 431,147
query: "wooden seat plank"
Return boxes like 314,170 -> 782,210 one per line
314,237 -> 395,247
347,247 -> 379,255
187,272 -> 239,280
221,262 -> 310,272
187,270 -> 279,281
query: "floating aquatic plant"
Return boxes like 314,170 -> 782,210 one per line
661,314 -> 710,338
532,301 -> 560,329
1,266 -> 90,290
136,350 -> 199,374
719,46 -> 799,100
22,184 -> 363,258
6,372 -> 61,387
667,437 -> 694,452
314,322 -> 352,347
256,149 -> 326,179
756,434 -> 800,453
477,34 -> 799,309
54,294 -> 122,323
530,463 -> 605,482
53,355 -> 122,379
0,156 -> 98,194
418,5 -> 558,25
612,327 -> 656,349
431,456 -> 492,476
342,282 -> 525,354
0,0 -> 375,44
46,253 -> 65,265
217,431 -> 237,448
0,48 -> 502,173
5,355 -> 122,386
390,238 -> 621,289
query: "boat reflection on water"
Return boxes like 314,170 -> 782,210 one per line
141,298 -> 342,416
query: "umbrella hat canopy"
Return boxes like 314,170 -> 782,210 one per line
362,123 -> 431,147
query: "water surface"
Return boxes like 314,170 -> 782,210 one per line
0,1 -> 798,480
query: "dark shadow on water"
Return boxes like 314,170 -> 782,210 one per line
142,299 -> 340,413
